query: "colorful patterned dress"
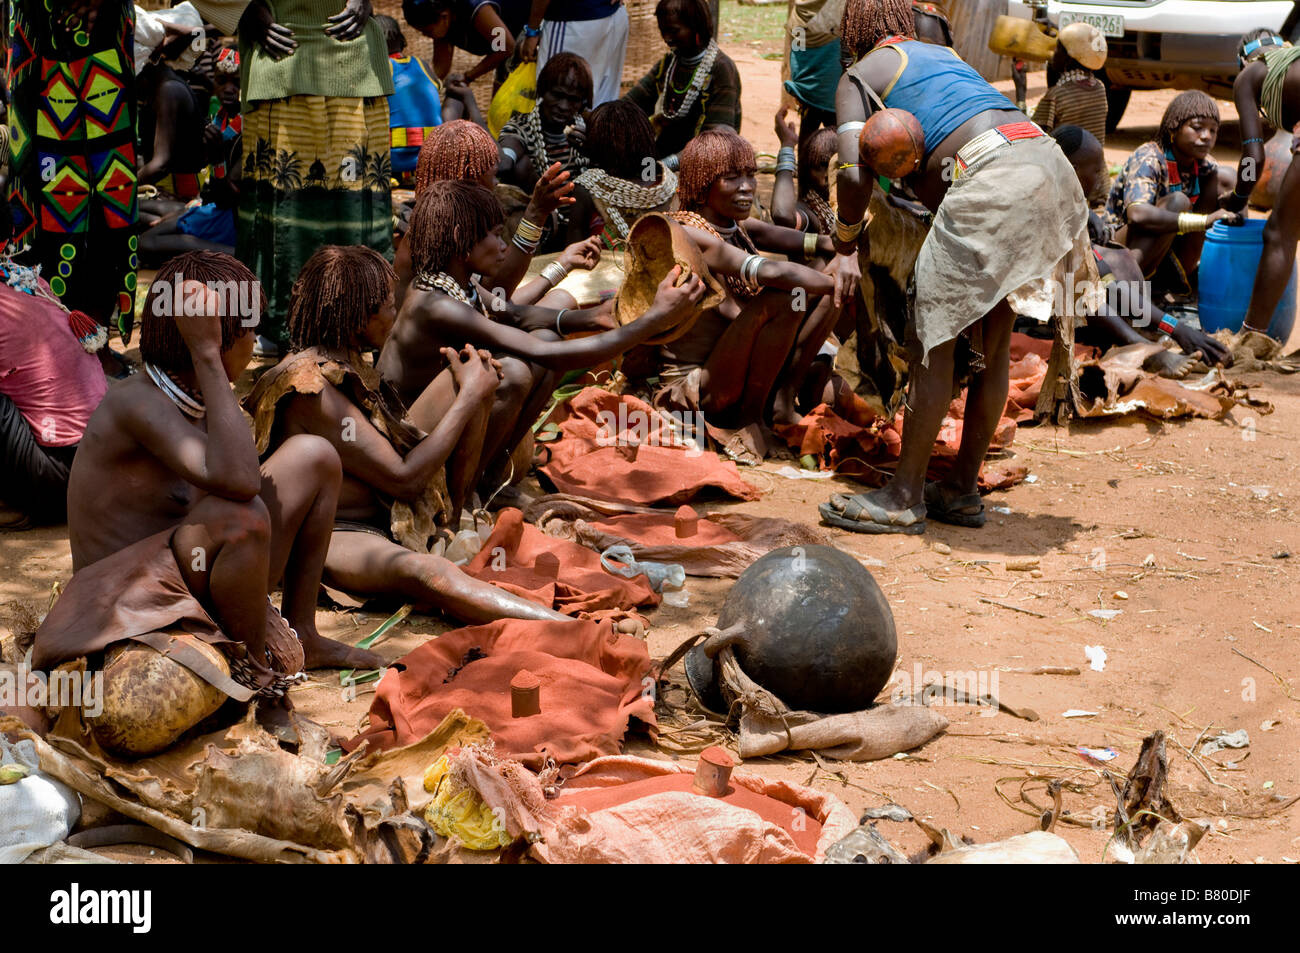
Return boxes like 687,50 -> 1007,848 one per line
237,0 -> 394,346
7,0 -> 139,339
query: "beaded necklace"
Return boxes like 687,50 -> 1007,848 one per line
656,40 -> 719,121
508,107 -> 587,175
1,255 -> 107,352
670,211 -> 761,299
1056,69 -> 1093,86
802,190 -> 836,236
575,166 -> 679,241
145,362 -> 206,418
415,270 -> 489,315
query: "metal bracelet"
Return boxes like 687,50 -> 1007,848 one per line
540,260 -> 569,286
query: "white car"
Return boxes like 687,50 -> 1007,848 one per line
1007,0 -> 1297,127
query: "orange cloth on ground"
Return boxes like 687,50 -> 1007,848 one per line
346,617 -> 655,767
777,334 -> 1100,488
539,388 -> 760,505
587,513 -> 743,547
463,508 -> 659,614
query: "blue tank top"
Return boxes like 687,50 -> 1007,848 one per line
388,56 -> 444,174
874,40 -> 1017,158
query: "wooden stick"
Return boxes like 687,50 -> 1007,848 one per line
978,598 -> 1047,618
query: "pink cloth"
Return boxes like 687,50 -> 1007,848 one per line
0,281 -> 106,447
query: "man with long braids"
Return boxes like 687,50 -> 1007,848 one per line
33,251 -> 376,687
379,180 -> 705,495
660,129 -> 839,451
393,120 -> 600,313
246,245 -> 570,626
818,0 -> 1101,534
566,100 -> 680,246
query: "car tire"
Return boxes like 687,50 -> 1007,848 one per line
1104,81 -> 1131,132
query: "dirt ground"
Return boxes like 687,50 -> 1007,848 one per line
3,43 -> 1298,865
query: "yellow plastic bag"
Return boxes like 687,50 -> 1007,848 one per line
422,755 -> 512,850
488,62 -> 536,139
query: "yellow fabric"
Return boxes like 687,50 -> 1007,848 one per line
423,755 -> 513,850
241,95 -> 390,194
489,63 -> 537,139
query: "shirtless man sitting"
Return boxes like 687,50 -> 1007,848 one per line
246,244 -> 571,624
32,251 -> 377,682
378,179 -> 706,495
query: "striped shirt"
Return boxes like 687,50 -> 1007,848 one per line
1032,71 -> 1108,146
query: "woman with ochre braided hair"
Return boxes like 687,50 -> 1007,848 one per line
657,130 -> 839,455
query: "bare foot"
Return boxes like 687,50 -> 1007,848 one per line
771,386 -> 804,427
300,632 -> 385,670
1144,349 -> 1193,379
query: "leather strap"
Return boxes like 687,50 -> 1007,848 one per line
129,631 -> 255,703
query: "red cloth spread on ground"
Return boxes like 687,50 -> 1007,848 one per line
539,388 -> 760,504
777,334 -> 1098,490
587,512 -> 743,547
463,508 -> 658,614
345,617 -> 655,767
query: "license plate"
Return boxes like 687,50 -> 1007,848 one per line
1058,12 -> 1124,38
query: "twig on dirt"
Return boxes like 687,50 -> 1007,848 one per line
922,780 -> 960,813
1153,704 -> 1197,727
993,775 -> 1113,828
1024,437 -> 1152,456
1230,647 -> 1298,701
1169,736 -> 1236,791
978,597 -> 1047,618
1219,795 -> 1300,820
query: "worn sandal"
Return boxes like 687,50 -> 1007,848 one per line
819,492 -> 927,535
923,482 -> 985,528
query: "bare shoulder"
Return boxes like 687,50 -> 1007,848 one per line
109,373 -> 176,425
677,223 -> 720,249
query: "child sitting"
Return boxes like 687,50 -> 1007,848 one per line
139,47 -> 243,264
1103,91 -> 1243,304
378,180 -> 705,494
770,111 -> 839,237
568,100 -> 681,246
245,245 -> 569,625
34,251 -> 374,681
394,120 -> 600,312
1054,126 -> 1232,373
